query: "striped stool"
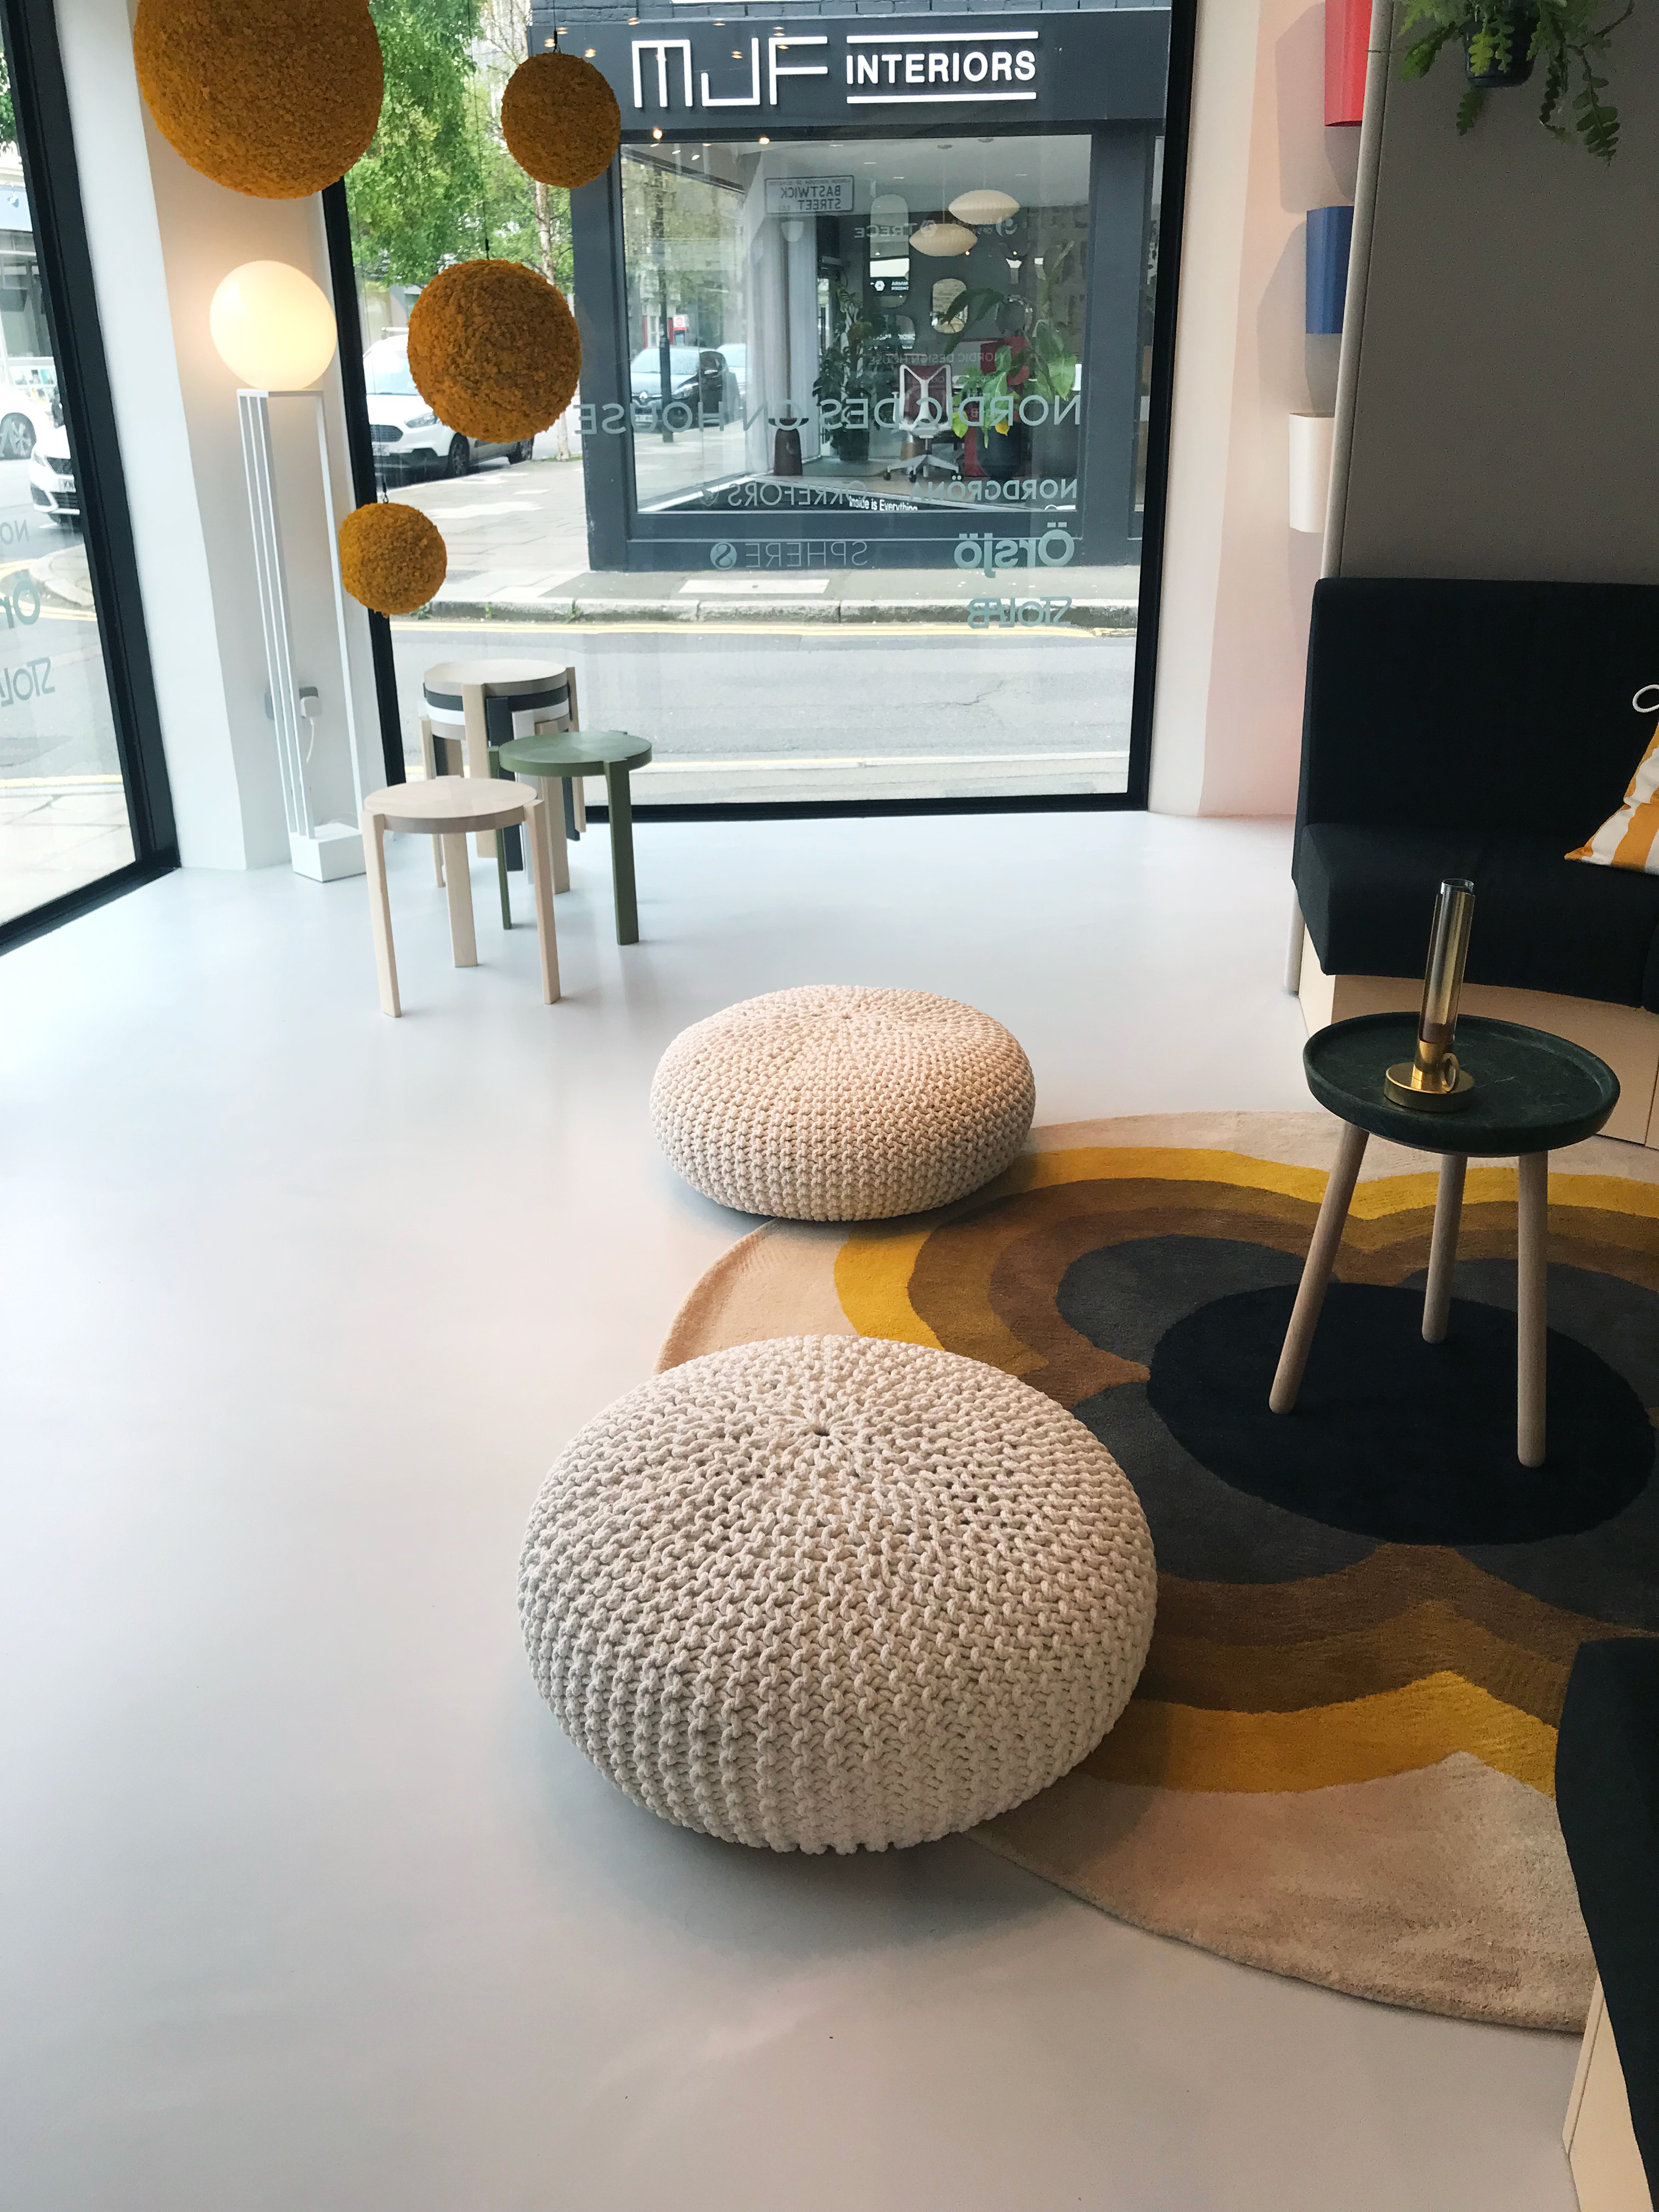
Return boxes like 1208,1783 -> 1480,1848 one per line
420,661 -> 583,921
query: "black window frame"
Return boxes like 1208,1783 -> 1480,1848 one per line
325,0 -> 1195,822
0,0 -> 179,953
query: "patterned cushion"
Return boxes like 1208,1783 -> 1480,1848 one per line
1570,686 -> 1659,872
518,1335 -> 1156,1853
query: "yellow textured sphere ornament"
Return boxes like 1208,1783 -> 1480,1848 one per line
407,259 -> 581,445
133,0 -> 383,200
337,503 -> 447,618
500,52 -> 622,190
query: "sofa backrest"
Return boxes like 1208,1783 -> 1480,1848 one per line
1300,579 -> 1659,844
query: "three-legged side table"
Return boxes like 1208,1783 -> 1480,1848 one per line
1271,1013 -> 1618,1468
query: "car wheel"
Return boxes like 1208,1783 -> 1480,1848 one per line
442,435 -> 471,479
509,441 -> 532,464
1,414 -> 36,460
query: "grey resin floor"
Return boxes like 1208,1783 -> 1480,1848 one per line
1,811 -> 1582,2211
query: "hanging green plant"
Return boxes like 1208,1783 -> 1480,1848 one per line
1398,0 -> 1632,160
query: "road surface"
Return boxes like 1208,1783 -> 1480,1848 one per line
390,616 -> 1135,804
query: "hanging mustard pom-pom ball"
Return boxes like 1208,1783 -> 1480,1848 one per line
500,52 -> 622,190
134,0 -> 383,199
338,503 -> 447,618
407,260 -> 581,445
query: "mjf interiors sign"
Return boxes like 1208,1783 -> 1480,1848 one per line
552,11 -> 1170,134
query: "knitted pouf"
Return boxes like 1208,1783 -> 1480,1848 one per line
518,1335 -> 1156,1853
650,985 -> 1036,1221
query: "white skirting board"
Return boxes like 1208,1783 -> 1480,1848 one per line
1565,1979 -> 1653,2212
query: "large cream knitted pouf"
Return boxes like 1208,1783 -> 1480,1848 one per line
650,985 -> 1035,1220
518,1334 -> 1156,1853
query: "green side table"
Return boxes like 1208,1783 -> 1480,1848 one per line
1274,1012 -> 1619,1468
494,730 -> 652,946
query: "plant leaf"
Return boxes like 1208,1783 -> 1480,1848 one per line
1456,84 -> 1489,132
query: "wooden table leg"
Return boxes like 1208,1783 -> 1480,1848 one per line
441,833 -> 477,967
1518,1150 -> 1549,1468
1422,1153 -> 1468,1345
1270,1119 -> 1369,1414
363,809 -> 400,1017
605,761 -> 638,946
522,794 -> 560,1005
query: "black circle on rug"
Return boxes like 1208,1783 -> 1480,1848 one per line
1146,1282 -> 1655,1545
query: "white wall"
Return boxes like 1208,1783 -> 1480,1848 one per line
1148,0 -> 1356,817
1337,1 -> 1659,582
58,0 -> 383,869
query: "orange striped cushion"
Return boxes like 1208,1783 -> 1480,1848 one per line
1568,688 -> 1659,871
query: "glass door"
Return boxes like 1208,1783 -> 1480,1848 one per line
0,0 -> 175,944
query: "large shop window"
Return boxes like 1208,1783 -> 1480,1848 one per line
338,4 -> 1180,809
0,0 -> 175,944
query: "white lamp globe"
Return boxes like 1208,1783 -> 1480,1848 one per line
209,261 -> 338,389
949,189 -> 1020,226
909,219 -> 978,259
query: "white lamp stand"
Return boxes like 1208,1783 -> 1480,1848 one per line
236,386 -> 366,882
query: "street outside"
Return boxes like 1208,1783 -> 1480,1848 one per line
0,454 -> 134,927
389,437 -> 1139,805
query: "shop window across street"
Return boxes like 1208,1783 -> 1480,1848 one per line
337,0 -> 1188,811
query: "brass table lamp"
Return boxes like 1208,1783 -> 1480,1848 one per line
1385,878 -> 1476,1110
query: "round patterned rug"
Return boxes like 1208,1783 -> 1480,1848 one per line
657,1111 -> 1659,2028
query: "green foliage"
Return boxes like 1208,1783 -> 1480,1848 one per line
0,52 -> 13,150
348,0 -> 483,286
1397,0 -> 1633,160
812,283 -> 904,411
951,242 -> 1084,410
346,0 -> 572,290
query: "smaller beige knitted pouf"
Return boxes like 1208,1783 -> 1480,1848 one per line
650,985 -> 1035,1220
519,1335 -> 1156,1853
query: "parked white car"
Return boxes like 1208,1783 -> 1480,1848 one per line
27,421 -> 77,523
364,332 -> 531,482
0,379 -> 56,461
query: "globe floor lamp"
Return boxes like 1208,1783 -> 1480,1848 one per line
210,260 -> 368,882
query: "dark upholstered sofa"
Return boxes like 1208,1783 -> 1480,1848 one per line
1295,579 -> 1659,1013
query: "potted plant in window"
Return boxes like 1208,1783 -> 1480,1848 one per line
955,244 -> 1084,478
1399,0 -> 1631,159
812,285 -> 902,466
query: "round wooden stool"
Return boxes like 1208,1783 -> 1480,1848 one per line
420,659 -> 575,877
496,730 -> 652,946
362,776 -> 558,1017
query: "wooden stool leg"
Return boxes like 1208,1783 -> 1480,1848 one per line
522,794 -> 560,1005
573,776 -> 587,834
605,761 -> 639,946
489,749 -> 512,930
462,685 -> 493,856
440,833 -> 477,967
1271,1119 -> 1369,1414
420,717 -> 444,886
363,809 -> 400,1017
1518,1150 -> 1549,1468
1422,1153 -> 1468,1345
544,775 -> 570,892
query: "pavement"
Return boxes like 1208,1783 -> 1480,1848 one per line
393,447 -> 1142,631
